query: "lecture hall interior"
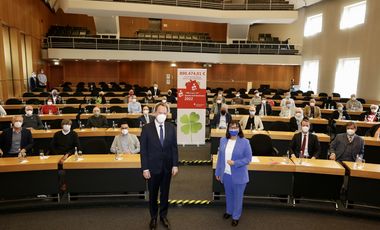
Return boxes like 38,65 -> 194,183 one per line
1,0 -> 380,229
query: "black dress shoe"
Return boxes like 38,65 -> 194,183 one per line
232,219 -> 239,227
149,218 -> 157,230
223,213 -> 232,219
160,217 -> 171,229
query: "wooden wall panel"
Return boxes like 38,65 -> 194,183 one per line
61,61 -> 120,85
162,19 -> 227,42
119,17 -> 150,38
54,9 -> 96,35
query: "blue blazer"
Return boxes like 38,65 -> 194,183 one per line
215,137 -> 252,184
140,121 -> 179,174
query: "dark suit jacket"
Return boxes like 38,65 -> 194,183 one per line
289,117 -> 299,132
255,103 -> 272,115
0,128 -> 34,157
138,115 -> 155,126
289,132 -> 320,158
330,110 -> 351,120
211,113 -> 232,128
149,87 -> 161,97
140,121 -> 178,174
330,133 -> 364,162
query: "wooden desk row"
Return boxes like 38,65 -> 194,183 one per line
20,96 -> 165,102
0,154 -> 145,201
208,114 -> 380,129
0,113 -> 171,122
212,155 -> 380,208
2,103 -> 177,110
29,128 -> 142,139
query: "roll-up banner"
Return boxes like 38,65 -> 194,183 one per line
177,69 -> 207,145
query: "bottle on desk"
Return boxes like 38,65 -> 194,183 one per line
112,121 -> 116,129
74,147 -> 79,161
139,121 -> 143,128
115,147 -> 122,160
44,122 -> 48,131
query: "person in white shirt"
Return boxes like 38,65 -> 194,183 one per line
239,106 -> 264,130
280,92 -> 295,108
0,104 -> 7,116
37,69 -> 47,88
110,123 -> 140,154
128,95 -> 142,113
280,100 -> 296,117
249,90 -> 261,106
289,107 -> 304,132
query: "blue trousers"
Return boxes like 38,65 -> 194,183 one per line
223,173 -> 247,220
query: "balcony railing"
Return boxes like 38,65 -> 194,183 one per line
44,36 -> 301,55
95,0 -> 295,10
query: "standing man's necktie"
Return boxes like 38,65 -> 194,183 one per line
159,125 -> 164,146
300,134 -> 307,157
145,115 -> 149,123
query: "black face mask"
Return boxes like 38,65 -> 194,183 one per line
221,110 -> 226,115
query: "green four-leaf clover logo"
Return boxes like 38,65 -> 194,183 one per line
180,112 -> 202,142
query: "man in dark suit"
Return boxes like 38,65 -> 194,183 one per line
149,82 -> 161,97
211,106 -> 232,129
329,122 -> 364,162
289,118 -> 320,159
255,96 -> 272,116
0,115 -> 34,157
140,103 -> 178,230
138,106 -> 155,126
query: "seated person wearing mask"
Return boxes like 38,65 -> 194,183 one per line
22,105 -> 43,130
0,116 -> 34,157
128,95 -> 142,113
280,100 -> 296,118
289,108 -> 304,132
249,90 -> 261,106
50,119 -> 80,163
139,106 -> 155,126
280,92 -> 295,108
289,118 -> 320,159
86,106 -> 109,128
303,99 -> 322,118
154,97 -> 170,113
110,122 -> 140,154
213,90 -> 226,104
50,89 -> 62,104
331,103 -> 351,120
256,96 -> 272,116
231,92 -> 244,105
346,94 -> 363,112
329,122 -> 364,162
239,106 -> 264,130
166,90 -> 177,104
144,90 -> 155,104
211,96 -> 227,114
362,104 -> 379,122
40,98 -> 59,114
211,105 -> 232,129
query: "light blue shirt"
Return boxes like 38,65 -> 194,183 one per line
128,102 -> 141,113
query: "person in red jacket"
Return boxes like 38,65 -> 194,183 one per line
40,98 -> 59,115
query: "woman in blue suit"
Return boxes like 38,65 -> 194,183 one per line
215,120 -> 252,227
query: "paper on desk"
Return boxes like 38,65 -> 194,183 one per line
19,159 -> 29,164
300,162 -> 312,166
39,156 -> 50,160
251,157 -> 260,163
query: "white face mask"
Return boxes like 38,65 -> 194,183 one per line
262,100 -> 266,104
94,111 -> 100,116
143,109 -> 149,114
14,121 -> 22,128
249,111 -> 255,116
154,86 -> 158,90
63,125 -> 71,132
286,104 -> 292,108
121,129 -> 129,135
156,114 -> 167,124
338,107 -> 343,111
26,110 -> 33,116
295,112 -> 302,118
347,129 -> 355,136
302,126 -> 309,133
310,103 -> 315,107
132,99 -> 137,103
371,109 -> 378,113
162,100 -> 167,103
255,93 -> 259,97
47,101 -> 53,105
351,97 -> 356,101
216,100 -> 222,104
236,94 -> 240,98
